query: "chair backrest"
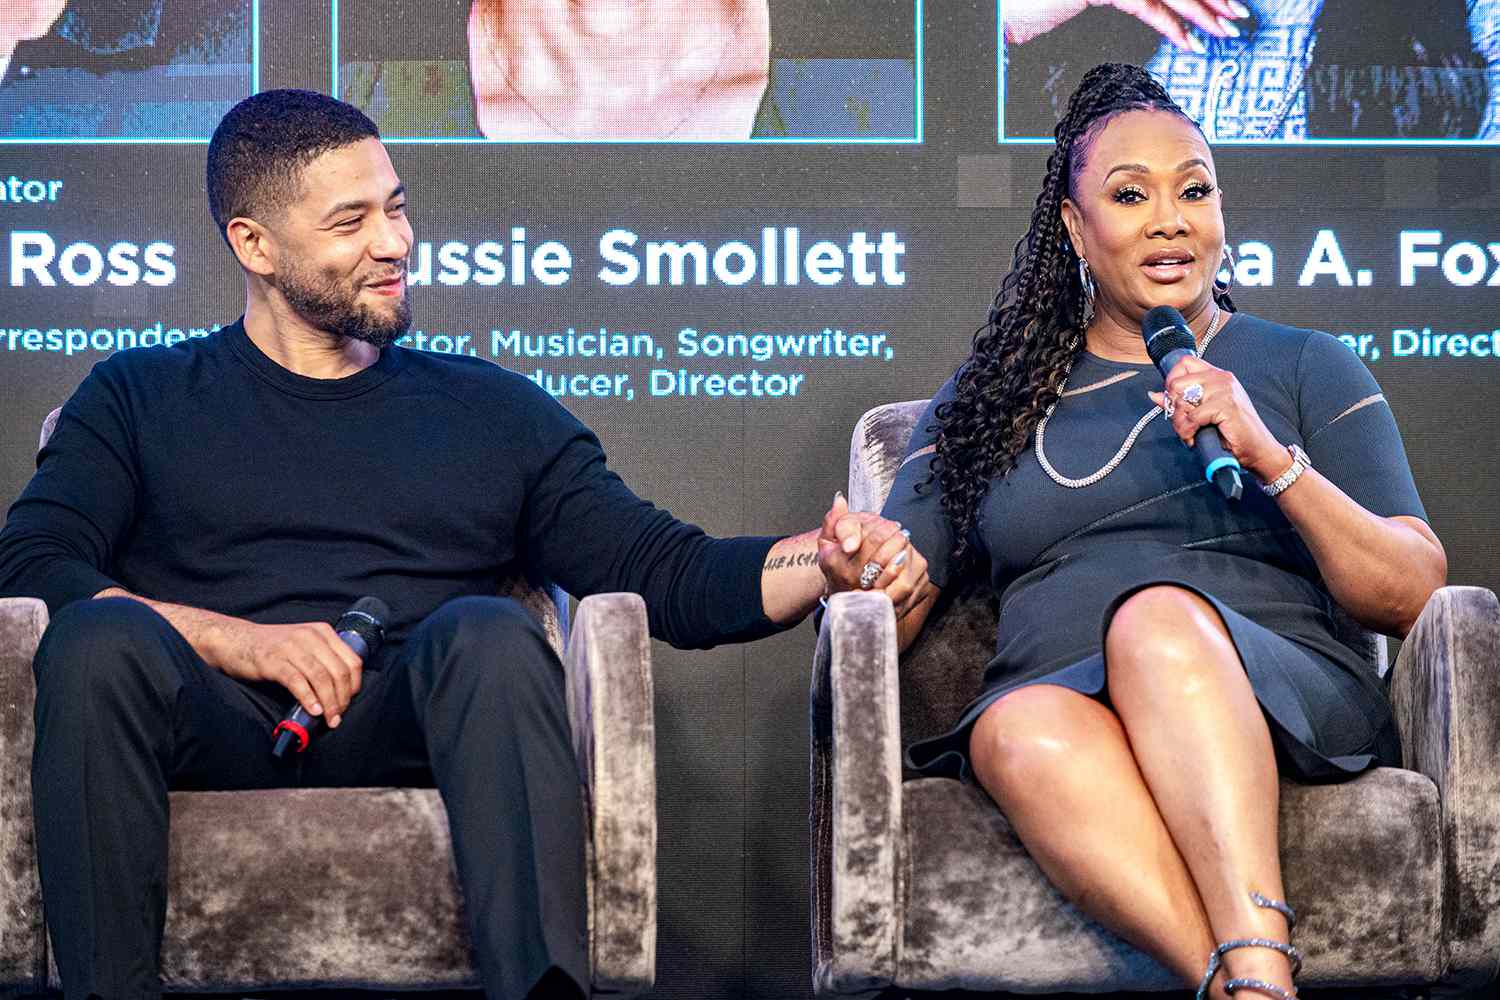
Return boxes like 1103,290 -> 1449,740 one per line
847,400 -> 1387,761
39,407 -> 571,654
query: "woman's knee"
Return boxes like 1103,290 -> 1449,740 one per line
1105,585 -> 1237,700
968,686 -> 1113,799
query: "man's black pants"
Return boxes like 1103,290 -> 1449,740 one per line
31,595 -> 587,1000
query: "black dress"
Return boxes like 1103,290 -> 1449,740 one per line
883,313 -> 1426,782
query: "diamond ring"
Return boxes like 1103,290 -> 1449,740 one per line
1182,383 -> 1205,407
858,561 -> 883,589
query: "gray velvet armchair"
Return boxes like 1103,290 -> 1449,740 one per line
0,409 -> 658,996
810,398 -> 1500,995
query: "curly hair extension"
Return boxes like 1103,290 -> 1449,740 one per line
926,62 -> 1235,566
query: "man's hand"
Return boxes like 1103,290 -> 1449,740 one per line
816,493 -> 931,618
211,620 -> 364,728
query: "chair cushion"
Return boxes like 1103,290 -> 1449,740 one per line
49,788 -> 479,992
897,768 -> 1444,991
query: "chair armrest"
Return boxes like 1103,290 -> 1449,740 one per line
847,400 -> 928,515
809,591 -> 902,996
0,597 -> 47,991
564,592 -> 654,997
1388,585 -> 1500,986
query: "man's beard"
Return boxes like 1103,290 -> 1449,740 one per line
276,258 -> 412,348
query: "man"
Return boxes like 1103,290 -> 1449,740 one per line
0,89 -> 928,1000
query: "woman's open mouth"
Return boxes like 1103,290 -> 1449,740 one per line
1141,249 -> 1196,282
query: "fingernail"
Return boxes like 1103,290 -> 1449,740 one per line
892,551 -> 908,568
1217,16 -> 1239,36
311,703 -> 323,715
1188,34 -> 1207,54
834,490 -> 845,502
900,528 -> 911,539
329,715 -> 341,728
1228,1 -> 1250,17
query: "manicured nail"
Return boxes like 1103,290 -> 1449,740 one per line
1217,16 -> 1240,36
891,551 -> 909,568
834,490 -> 845,503
1228,1 -> 1250,17
900,528 -> 911,539
1188,33 -> 1207,54
311,702 -> 323,715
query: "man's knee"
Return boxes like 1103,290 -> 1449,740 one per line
419,595 -> 549,649
412,596 -> 559,687
33,597 -> 179,717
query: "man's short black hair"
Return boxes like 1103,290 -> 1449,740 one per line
206,89 -> 380,241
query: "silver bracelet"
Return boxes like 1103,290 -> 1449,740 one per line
1261,443 -> 1312,498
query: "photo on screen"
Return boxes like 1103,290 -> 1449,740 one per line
334,0 -> 921,143
998,0 -> 1500,144
0,0 -> 255,141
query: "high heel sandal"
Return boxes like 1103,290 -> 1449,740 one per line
1194,891 -> 1302,1000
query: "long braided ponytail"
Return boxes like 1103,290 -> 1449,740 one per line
925,63 -> 1234,565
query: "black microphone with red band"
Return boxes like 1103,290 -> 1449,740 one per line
270,596 -> 390,759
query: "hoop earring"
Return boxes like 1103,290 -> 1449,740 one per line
1077,256 -> 1096,329
1214,244 -> 1235,295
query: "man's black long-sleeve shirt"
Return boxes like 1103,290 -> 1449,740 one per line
0,319 -> 781,648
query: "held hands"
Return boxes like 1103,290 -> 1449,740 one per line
1003,0 -> 1248,51
816,493 -> 931,617
1148,355 -> 1287,483
211,620 -> 364,729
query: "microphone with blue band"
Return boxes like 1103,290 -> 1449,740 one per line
271,596 -> 390,759
1141,306 -> 1244,501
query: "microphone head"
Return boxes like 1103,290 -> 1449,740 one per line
348,596 -> 390,623
335,596 -> 390,653
1142,306 -> 1197,368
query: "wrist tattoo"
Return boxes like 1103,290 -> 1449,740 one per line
763,550 -> 819,572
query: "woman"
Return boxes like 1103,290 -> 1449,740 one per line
833,63 -> 1446,997
1003,0 -> 1498,140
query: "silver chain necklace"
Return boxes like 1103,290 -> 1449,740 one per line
1035,308 -> 1227,489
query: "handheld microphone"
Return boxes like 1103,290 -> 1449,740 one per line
271,596 -> 390,759
1142,306 -> 1244,501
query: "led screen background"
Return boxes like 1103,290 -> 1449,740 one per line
1,3 -> 1497,997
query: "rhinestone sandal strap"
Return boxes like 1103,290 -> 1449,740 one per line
1195,951 -> 1223,1000
1216,937 -> 1304,977
1196,890 -> 1301,1000
1250,891 -> 1297,929
1224,976 -> 1297,1000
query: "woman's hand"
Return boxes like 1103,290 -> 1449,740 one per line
1004,0 -> 1249,51
817,494 -> 932,618
1148,354 -> 1290,483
